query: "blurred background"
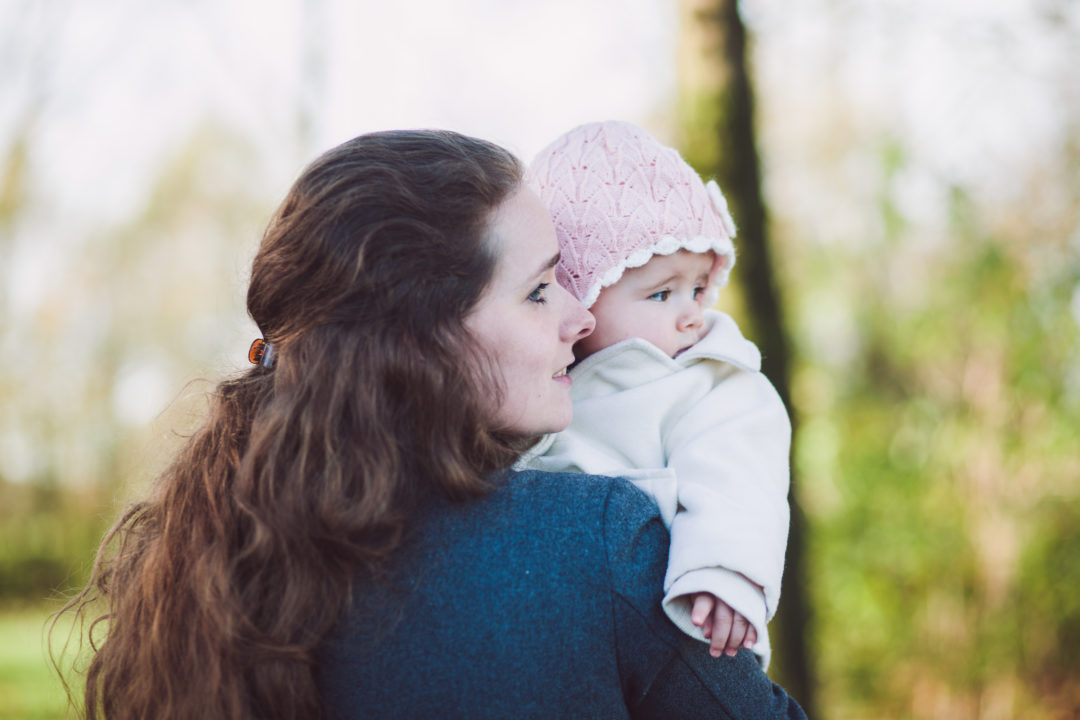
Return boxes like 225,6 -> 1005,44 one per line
1,0 -> 1078,717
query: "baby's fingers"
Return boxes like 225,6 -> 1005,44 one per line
690,594 -> 715,629
708,607 -> 734,658
744,625 -> 758,650
724,613 -> 751,657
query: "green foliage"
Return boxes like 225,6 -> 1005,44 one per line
0,482 -> 112,604
1017,498 -> 1080,704
795,174 -> 1080,717
0,607 -> 73,720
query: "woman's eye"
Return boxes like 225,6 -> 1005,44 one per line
528,283 -> 549,304
648,290 -> 671,302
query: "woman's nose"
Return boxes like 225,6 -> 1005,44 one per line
559,286 -> 595,341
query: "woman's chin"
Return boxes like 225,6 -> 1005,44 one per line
527,408 -> 574,438
492,393 -> 575,438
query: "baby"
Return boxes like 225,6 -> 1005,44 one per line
520,121 -> 791,667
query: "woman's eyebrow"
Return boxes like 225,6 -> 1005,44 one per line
519,252 -> 560,290
531,251 -> 560,279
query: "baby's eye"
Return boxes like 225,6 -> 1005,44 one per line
693,285 -> 707,300
647,289 -> 671,302
528,283 -> 549,304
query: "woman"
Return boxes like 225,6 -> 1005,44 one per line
59,130 -> 805,719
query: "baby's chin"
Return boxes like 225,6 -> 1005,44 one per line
673,330 -> 708,358
579,335 -> 695,360
671,337 -> 701,358
644,337 -> 689,359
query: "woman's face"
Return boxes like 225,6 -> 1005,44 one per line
466,187 -> 595,436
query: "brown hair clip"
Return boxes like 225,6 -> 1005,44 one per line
248,338 -> 276,368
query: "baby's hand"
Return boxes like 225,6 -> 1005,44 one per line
690,593 -> 757,658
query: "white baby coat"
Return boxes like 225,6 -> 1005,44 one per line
520,310 -> 791,668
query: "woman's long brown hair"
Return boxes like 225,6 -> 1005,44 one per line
54,130 -> 526,719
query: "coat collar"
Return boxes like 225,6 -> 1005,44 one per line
568,310 -> 762,394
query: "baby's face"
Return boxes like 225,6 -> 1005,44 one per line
575,249 -> 714,360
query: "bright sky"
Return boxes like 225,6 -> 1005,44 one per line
4,0 -> 678,227
6,0 -> 1075,231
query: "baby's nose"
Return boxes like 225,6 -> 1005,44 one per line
678,304 -> 704,331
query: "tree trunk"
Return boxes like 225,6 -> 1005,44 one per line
677,1 -> 817,714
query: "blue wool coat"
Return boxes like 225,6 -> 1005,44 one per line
319,470 -> 805,719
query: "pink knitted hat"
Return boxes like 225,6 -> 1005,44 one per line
527,120 -> 737,309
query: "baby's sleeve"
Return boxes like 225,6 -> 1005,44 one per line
602,478 -> 806,719
661,364 -> 792,668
